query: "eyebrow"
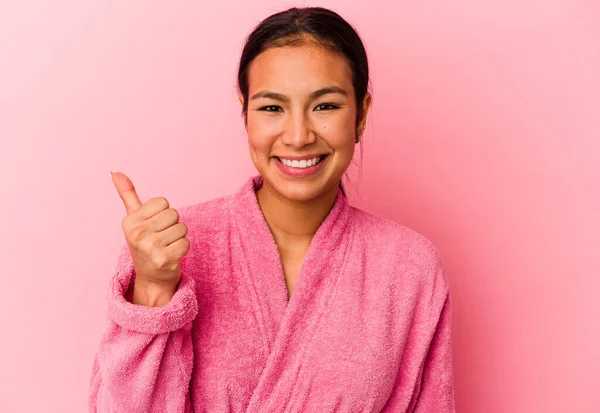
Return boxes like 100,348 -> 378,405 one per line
250,86 -> 348,103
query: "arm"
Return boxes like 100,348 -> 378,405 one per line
410,291 -> 456,412
382,245 -> 456,412
89,242 -> 198,413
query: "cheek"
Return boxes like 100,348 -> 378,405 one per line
247,114 -> 276,137
247,121 -> 276,155
318,118 -> 355,149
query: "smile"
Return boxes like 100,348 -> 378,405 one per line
276,155 -> 327,169
274,154 -> 329,178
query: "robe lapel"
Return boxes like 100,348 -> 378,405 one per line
232,174 -> 355,412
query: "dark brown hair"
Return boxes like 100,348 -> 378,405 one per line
237,6 -> 371,197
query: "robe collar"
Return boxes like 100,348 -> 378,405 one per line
231,174 -> 354,352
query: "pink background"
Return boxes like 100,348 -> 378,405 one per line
1,1 -> 599,411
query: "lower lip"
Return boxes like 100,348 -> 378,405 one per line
274,155 -> 328,178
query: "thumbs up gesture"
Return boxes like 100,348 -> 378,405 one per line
110,171 -> 190,305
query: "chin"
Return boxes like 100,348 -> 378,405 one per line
275,180 -> 322,201
257,156 -> 343,202
276,176 -> 342,204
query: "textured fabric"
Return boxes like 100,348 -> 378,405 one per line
89,174 -> 455,412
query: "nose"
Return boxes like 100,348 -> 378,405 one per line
280,111 -> 316,149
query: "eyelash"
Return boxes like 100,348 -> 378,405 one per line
259,103 -> 339,112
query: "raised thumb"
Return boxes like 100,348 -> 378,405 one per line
110,171 -> 143,215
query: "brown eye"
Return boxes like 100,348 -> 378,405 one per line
260,105 -> 282,112
315,103 -> 339,111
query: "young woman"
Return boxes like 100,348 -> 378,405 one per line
90,6 -> 455,412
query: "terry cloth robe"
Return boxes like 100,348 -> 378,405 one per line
89,174 -> 455,412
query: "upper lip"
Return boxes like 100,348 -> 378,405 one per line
274,153 -> 328,161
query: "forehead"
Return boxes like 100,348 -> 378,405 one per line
247,44 -> 354,98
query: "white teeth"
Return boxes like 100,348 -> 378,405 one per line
278,156 -> 324,168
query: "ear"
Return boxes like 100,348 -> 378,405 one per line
238,94 -> 248,129
357,91 -> 372,134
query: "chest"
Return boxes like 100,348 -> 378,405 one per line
189,249 -> 407,412
184,203 -> 426,411
279,248 -> 306,300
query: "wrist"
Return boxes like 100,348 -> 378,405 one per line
132,276 -> 178,307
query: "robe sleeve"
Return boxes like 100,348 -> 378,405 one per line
410,291 -> 456,412
88,242 -> 198,413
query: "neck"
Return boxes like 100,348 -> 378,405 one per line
255,180 -> 340,252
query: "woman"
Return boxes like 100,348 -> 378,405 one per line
90,6 -> 455,412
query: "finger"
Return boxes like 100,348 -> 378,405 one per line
158,222 -> 188,246
111,171 -> 143,215
145,207 -> 179,232
164,236 -> 190,260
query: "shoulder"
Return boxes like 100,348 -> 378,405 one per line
350,206 -> 448,291
350,206 -> 442,260
174,192 -> 237,238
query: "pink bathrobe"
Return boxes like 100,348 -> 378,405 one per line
89,174 -> 455,412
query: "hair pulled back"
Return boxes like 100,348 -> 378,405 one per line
237,7 -> 371,197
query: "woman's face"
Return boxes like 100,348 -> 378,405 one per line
241,43 -> 371,202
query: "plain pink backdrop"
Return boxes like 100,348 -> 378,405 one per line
1,1 -> 598,412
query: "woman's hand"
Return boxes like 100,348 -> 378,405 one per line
110,171 -> 190,306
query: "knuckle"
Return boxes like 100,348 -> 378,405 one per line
121,215 -> 132,230
136,235 -> 153,253
152,251 -> 168,268
169,208 -> 180,222
147,234 -> 160,250
129,225 -> 145,243
165,260 -> 179,272
153,196 -> 169,210
177,237 -> 190,254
